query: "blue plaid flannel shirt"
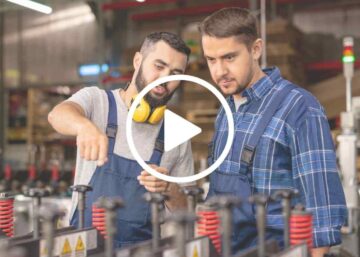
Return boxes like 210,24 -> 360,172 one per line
210,67 -> 347,248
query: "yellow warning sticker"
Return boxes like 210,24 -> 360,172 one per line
61,238 -> 72,255
75,235 -> 85,252
192,245 -> 199,257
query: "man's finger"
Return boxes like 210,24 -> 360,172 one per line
97,136 -> 108,166
78,140 -> 86,158
83,144 -> 92,160
140,180 -> 165,188
90,143 -> 99,161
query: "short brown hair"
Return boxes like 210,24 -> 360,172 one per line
199,8 -> 259,48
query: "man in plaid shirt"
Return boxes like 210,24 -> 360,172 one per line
200,8 -> 347,257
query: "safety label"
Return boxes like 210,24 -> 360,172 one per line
39,230 -> 93,257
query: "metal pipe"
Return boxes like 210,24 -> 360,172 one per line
70,185 -> 92,229
105,209 -> 115,257
221,208 -> 232,257
151,202 -> 160,250
32,196 -> 41,239
143,192 -> 168,251
346,78 -> 352,112
249,195 -> 268,257
96,197 -> 124,257
39,204 -> 64,257
167,211 -> 197,257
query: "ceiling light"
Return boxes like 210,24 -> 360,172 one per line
6,0 -> 52,14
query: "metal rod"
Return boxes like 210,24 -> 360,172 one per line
32,197 -> 40,239
44,220 -> 55,257
175,223 -> 186,257
283,198 -> 290,248
151,202 -> 160,250
260,0 -> 267,68
78,192 -> 85,229
186,195 -> 195,239
346,78 -> 352,112
221,208 -> 232,257
105,210 -> 115,257
257,203 -> 266,257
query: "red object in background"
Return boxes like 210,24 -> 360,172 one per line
289,207 -> 313,250
4,164 -> 12,180
92,205 -> 107,238
51,165 -> 60,182
306,60 -> 360,72
28,164 -> 36,180
196,210 -> 221,254
0,197 -> 14,237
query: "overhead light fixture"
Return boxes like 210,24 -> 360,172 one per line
6,0 -> 52,14
136,0 -> 146,2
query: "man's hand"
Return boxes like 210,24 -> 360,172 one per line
311,247 -> 329,257
76,120 -> 108,166
137,165 -> 170,193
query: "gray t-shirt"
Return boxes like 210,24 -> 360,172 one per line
67,86 -> 194,220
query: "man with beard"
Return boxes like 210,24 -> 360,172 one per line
200,8 -> 346,257
48,32 -> 193,247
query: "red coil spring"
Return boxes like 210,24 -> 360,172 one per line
0,198 -> 14,237
4,164 -> 12,180
289,208 -> 313,250
92,204 -> 106,238
196,210 -> 221,254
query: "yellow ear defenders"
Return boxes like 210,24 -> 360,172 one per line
131,96 -> 166,124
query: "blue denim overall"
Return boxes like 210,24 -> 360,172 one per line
71,90 -> 164,248
207,85 -> 295,254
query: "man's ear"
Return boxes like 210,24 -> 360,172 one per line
251,38 -> 263,61
133,52 -> 142,70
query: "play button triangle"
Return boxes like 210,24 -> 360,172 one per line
164,110 -> 202,152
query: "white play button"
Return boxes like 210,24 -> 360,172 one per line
164,110 -> 202,152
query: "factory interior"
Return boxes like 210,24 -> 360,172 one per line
0,0 -> 359,257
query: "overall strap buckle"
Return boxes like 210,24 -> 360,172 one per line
241,145 -> 255,165
106,125 -> 117,138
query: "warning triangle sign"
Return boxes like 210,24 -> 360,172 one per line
75,235 -> 85,252
62,238 -> 72,255
192,245 -> 199,257
41,246 -> 48,256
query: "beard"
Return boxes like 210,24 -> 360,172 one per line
135,64 -> 175,108
217,65 -> 255,96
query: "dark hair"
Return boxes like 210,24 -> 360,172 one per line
140,32 -> 191,59
199,7 -> 259,48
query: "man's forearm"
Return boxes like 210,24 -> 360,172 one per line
164,183 -> 187,211
311,246 -> 329,257
48,102 -> 88,136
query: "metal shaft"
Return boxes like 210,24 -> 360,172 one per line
32,197 -> 41,239
186,195 -> 195,239
221,208 -> 232,257
175,224 -> 186,257
151,202 -> 160,250
282,198 -> 291,248
256,204 -> 266,257
346,78 -> 352,112
43,219 -> 55,257
78,192 -> 85,229
105,210 -> 116,257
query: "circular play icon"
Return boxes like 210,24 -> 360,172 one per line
126,74 -> 234,184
